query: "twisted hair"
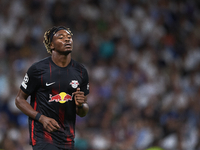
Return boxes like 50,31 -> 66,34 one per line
43,26 -> 73,54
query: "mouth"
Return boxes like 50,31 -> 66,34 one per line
64,43 -> 71,47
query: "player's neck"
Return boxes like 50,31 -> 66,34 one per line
51,53 -> 71,67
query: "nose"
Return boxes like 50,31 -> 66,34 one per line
65,37 -> 71,43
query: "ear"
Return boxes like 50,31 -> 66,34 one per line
50,43 -> 54,50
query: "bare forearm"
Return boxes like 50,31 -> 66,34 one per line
15,97 -> 38,120
76,103 -> 89,117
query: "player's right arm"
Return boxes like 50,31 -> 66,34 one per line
16,64 -> 60,132
15,89 -> 39,122
15,89 -> 60,132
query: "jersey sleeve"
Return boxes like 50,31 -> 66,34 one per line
20,64 -> 40,95
80,68 -> 89,96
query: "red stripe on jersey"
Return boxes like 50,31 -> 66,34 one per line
69,123 -> 75,139
44,131 -> 53,143
31,97 -> 37,145
59,69 -> 60,90
49,62 -> 52,78
59,106 -> 65,127
52,89 -> 59,95
66,123 -> 74,144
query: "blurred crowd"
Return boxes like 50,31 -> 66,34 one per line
0,0 -> 200,150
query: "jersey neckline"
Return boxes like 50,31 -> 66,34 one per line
49,56 -> 72,69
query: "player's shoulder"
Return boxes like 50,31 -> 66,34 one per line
33,57 -> 50,66
28,57 -> 51,72
71,59 -> 87,70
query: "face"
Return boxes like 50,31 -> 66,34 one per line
50,29 -> 73,55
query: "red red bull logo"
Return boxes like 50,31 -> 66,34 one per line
49,92 -> 72,104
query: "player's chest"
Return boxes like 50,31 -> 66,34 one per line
41,68 -> 82,93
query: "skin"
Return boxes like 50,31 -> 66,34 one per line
15,29 -> 89,133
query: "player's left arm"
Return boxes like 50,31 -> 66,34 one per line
73,88 -> 89,117
76,102 -> 89,117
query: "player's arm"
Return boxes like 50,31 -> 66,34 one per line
15,89 -> 60,132
73,88 -> 89,117
76,102 -> 89,117
15,89 -> 38,120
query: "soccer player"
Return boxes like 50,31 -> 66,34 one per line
15,26 -> 89,150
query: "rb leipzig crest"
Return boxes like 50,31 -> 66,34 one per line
70,80 -> 79,88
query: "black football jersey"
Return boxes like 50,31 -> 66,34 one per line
20,57 -> 89,149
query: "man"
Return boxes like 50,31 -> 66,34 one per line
15,26 -> 89,150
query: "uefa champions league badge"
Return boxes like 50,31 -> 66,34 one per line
70,80 -> 79,88
21,73 -> 29,89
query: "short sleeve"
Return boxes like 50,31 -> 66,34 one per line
80,68 -> 89,96
20,64 -> 40,95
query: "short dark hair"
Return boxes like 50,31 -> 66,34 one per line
43,26 -> 73,54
